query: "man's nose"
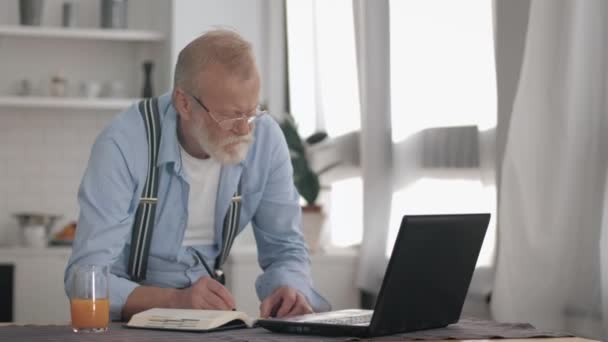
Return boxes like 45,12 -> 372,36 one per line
231,119 -> 251,136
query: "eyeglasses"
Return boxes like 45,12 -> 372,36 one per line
186,91 -> 266,131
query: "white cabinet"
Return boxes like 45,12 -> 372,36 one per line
0,247 -> 360,323
0,248 -> 71,324
224,247 -> 360,317
14,254 -> 70,323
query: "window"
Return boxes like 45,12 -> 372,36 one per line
286,0 -> 362,247
286,0 -> 361,137
286,0 -> 497,262
389,0 -> 497,266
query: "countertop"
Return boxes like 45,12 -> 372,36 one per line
0,246 -> 72,258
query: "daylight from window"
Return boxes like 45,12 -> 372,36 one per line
389,0 -> 497,266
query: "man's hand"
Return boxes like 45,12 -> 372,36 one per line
259,286 -> 313,318
172,276 -> 236,310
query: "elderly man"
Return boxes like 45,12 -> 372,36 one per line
64,29 -> 330,321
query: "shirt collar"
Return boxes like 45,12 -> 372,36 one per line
156,101 -> 182,173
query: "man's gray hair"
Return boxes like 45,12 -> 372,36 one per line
173,28 -> 256,93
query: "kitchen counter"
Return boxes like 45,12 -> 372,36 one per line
0,245 -> 359,323
0,246 -> 72,259
0,246 -> 72,324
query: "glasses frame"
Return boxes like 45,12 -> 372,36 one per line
186,91 -> 266,131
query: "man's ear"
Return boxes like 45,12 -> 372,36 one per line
173,88 -> 192,121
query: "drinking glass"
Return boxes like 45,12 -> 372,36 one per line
70,265 -> 110,333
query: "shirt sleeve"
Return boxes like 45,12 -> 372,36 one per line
64,135 -> 141,321
251,121 -> 331,313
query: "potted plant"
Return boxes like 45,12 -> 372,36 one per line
279,114 -> 329,253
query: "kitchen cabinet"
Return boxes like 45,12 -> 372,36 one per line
0,247 -> 71,324
225,247 -> 360,317
0,246 -> 359,323
0,264 -> 13,322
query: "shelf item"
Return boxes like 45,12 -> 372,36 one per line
0,96 -> 138,110
0,25 -> 164,42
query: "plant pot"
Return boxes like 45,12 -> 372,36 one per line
301,205 -> 327,254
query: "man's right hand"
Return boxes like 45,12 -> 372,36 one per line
172,276 -> 236,310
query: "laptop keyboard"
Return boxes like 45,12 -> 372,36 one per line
313,313 -> 373,326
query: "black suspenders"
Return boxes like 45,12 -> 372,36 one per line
128,98 -> 161,282
214,180 -> 242,282
127,97 -> 242,283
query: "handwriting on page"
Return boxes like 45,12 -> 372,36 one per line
145,316 -> 199,329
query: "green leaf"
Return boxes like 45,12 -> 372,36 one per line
279,114 -> 321,205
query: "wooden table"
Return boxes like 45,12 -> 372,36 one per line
0,323 -> 598,342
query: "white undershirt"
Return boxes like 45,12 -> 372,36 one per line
180,146 -> 222,246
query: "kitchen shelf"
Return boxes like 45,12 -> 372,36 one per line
0,96 -> 138,110
0,25 -> 164,42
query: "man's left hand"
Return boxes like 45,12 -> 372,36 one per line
259,286 -> 313,318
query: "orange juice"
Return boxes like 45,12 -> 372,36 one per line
70,298 -> 110,330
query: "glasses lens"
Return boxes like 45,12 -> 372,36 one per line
220,120 -> 236,130
247,116 -> 258,124
216,109 -> 265,130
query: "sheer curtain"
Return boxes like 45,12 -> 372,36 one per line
353,0 -> 497,304
492,0 -> 608,339
285,0 -> 363,248
287,0 -> 498,309
353,0 -> 393,294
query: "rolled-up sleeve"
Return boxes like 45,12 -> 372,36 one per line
64,135 -> 140,321
252,123 -> 331,312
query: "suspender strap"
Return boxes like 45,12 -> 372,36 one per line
126,97 -> 241,283
215,178 -> 243,276
128,97 -> 162,282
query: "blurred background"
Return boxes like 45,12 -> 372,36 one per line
0,0 -> 606,340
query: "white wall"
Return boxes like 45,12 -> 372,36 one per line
171,0 -> 265,93
0,1 -> 285,245
0,1 -> 171,245
171,0 -> 287,116
0,109 -> 114,245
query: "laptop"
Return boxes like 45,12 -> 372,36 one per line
256,213 -> 490,337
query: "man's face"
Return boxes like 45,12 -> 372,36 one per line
184,67 -> 260,164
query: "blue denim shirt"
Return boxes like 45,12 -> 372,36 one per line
64,93 -> 331,320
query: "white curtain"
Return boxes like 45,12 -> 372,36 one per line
492,0 -> 608,339
352,0 -> 393,293
353,0 -> 497,305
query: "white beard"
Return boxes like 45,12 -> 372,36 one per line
189,122 -> 254,165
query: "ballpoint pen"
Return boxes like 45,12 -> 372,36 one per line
192,249 -> 219,282
192,249 -> 236,311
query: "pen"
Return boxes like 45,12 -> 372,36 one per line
193,249 -> 219,282
192,249 -> 236,311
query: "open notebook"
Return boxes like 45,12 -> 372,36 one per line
125,308 -> 257,332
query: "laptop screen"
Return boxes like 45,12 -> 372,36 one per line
368,214 -> 490,335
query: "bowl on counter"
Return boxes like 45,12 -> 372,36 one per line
13,212 -> 62,248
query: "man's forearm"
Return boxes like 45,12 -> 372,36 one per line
121,286 -> 179,321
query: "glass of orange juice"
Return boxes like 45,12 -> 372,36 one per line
70,265 -> 110,333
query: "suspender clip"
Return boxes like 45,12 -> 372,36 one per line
140,197 -> 158,204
